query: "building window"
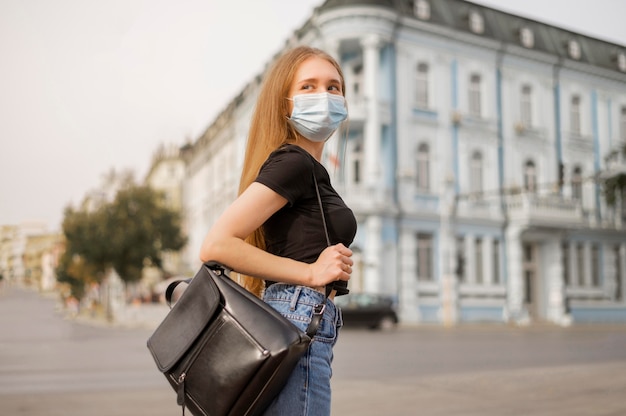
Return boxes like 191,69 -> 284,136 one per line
519,27 -> 534,48
469,74 -> 482,117
568,40 -> 581,60
414,0 -> 431,20
520,84 -> 532,127
415,62 -> 429,108
352,64 -> 363,102
470,151 -> 483,195
571,95 -> 581,135
469,11 -> 484,34
475,237 -> 483,284
576,243 -> 585,286
571,166 -> 583,201
562,242 -> 570,286
591,244 -> 600,287
456,236 -> 465,282
416,143 -> 430,191
620,106 -> 626,143
617,52 -> 626,73
524,160 -> 537,193
416,233 -> 433,281
615,245 -> 623,301
493,239 -> 500,284
351,141 -> 363,185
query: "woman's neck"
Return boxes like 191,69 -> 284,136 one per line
295,140 -> 324,162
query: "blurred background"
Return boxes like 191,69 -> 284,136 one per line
1,0 -> 625,327
1,1 -> 626,415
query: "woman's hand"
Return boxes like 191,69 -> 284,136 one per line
308,243 -> 353,287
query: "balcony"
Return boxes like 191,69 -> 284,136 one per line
504,193 -> 583,227
456,196 -> 503,221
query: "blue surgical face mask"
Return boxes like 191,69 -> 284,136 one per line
288,92 -> 348,142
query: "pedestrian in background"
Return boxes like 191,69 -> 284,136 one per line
200,45 -> 356,415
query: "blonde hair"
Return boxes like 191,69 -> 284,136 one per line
237,46 -> 346,297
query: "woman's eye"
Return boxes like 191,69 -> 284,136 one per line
301,84 -> 314,90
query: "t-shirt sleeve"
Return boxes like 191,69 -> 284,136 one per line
255,147 -> 313,206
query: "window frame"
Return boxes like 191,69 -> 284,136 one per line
520,84 -> 532,127
523,160 -> 537,193
571,95 -> 581,135
469,151 -> 483,195
415,62 -> 430,109
416,233 -> 434,282
469,73 -> 482,118
416,143 -> 430,191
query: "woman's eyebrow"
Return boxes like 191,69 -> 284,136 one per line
296,77 -> 342,84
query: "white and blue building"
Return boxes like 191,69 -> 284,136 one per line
181,0 -> 626,325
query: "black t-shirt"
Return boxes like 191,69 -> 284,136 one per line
255,144 -> 357,295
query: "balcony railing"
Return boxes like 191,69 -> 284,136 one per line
504,193 -> 583,226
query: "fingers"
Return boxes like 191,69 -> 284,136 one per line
312,244 -> 355,286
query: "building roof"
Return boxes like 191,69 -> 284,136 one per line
317,0 -> 626,75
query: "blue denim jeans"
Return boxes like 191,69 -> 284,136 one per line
262,284 -> 343,416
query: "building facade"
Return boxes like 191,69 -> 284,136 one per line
145,143 -> 187,276
182,0 -> 626,325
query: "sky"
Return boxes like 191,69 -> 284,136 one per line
1,0 -> 625,232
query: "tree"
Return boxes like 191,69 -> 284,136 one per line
57,183 -> 187,298
104,185 -> 187,283
601,143 -> 626,211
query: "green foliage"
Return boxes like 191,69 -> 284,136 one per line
602,174 -> 626,207
601,143 -> 626,208
57,183 -> 187,298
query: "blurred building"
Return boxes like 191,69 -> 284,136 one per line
0,221 -> 49,285
23,232 -> 64,291
144,143 -> 187,277
181,0 -> 626,325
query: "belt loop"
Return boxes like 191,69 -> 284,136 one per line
290,286 -> 302,311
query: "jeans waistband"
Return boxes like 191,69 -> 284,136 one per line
264,284 -> 337,314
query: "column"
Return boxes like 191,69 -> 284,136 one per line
617,244 -> 626,304
439,178 -> 459,325
325,38 -> 343,183
399,229 -> 419,323
506,226 -> 526,323
364,215 -> 382,293
544,239 -> 569,325
583,242 -> 592,287
465,234 -> 476,284
568,242 -> 577,288
361,34 -> 382,190
483,235 -> 494,285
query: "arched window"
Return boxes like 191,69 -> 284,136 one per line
571,95 -> 581,134
469,74 -> 482,117
416,143 -> 430,191
524,160 -> 537,193
519,27 -> 534,48
571,166 -> 583,201
470,151 -> 483,195
414,0 -> 431,20
469,11 -> 484,34
568,40 -> 581,60
520,85 -> 532,127
415,62 -> 429,108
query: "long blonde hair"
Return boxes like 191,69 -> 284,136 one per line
237,46 -> 346,297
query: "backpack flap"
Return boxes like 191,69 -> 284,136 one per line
147,264 -> 221,372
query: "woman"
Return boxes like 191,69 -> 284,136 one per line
200,45 -> 357,415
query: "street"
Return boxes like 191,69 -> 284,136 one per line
1,286 -> 625,416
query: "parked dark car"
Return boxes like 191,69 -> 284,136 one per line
334,293 -> 399,330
